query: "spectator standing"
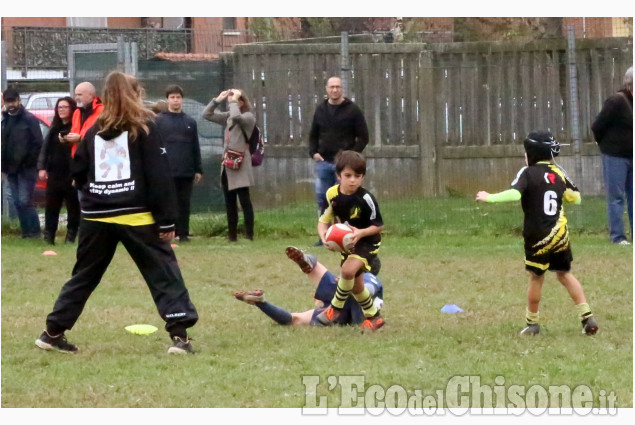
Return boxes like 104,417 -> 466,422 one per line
203,89 -> 256,242
155,85 -> 203,242
591,67 -> 633,245
37,96 -> 80,244
35,71 -> 199,355
309,76 -> 368,243
1,88 -> 43,238
65,81 -> 104,157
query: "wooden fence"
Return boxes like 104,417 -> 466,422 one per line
224,38 -> 632,207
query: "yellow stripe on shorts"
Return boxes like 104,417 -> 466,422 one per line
85,212 -> 155,226
525,259 -> 549,270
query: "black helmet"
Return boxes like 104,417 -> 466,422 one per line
523,130 -> 560,165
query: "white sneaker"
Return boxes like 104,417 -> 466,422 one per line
616,240 -> 631,246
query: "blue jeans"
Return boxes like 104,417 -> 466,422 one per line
7,169 -> 41,238
601,154 -> 633,243
314,160 -> 337,217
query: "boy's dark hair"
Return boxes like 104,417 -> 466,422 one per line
523,130 -> 560,165
165,84 -> 184,98
335,150 -> 366,175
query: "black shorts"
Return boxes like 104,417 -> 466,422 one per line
340,240 -> 381,276
524,246 -> 573,276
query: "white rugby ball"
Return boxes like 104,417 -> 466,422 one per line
325,223 -> 354,253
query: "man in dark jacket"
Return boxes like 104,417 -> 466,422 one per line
591,67 -> 633,245
1,88 -> 43,238
309,76 -> 368,240
155,85 -> 203,242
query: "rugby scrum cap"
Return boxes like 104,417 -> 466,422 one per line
2,87 -> 20,101
523,130 -> 560,165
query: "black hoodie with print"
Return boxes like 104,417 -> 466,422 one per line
72,120 -> 177,231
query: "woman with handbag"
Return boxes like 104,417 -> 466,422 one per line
203,89 -> 256,241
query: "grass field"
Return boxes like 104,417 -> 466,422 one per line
1,197 -> 632,410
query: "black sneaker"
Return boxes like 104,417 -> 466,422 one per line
35,331 -> 78,353
65,230 -> 77,243
178,235 -> 191,243
582,317 -> 598,335
520,323 -> 540,336
43,231 -> 55,245
168,336 -> 195,354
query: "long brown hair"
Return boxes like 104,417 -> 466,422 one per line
97,71 -> 154,140
235,89 -> 253,113
51,96 -> 77,129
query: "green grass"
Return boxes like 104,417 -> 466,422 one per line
1,197 -> 632,408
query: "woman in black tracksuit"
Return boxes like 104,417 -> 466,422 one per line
37,96 -> 80,244
35,71 -> 199,355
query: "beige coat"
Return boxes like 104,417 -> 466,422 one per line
203,100 -> 256,191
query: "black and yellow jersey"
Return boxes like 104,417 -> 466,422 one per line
510,161 -> 580,250
319,184 -> 383,245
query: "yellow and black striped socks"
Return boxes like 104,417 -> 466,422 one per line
525,307 -> 539,325
331,277 -> 354,309
576,303 -> 593,322
353,288 -> 378,318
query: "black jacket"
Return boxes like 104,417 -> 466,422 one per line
73,121 -> 178,231
1,105 -> 44,174
591,89 -> 633,158
309,98 -> 369,162
37,121 -> 73,182
155,111 -> 203,178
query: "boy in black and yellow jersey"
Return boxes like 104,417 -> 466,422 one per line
315,150 -> 385,330
476,130 -> 598,336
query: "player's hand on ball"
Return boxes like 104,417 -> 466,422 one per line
475,191 -> 489,202
349,226 -> 362,245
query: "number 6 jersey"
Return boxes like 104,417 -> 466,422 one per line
510,161 -> 581,252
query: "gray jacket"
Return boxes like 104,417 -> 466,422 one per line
202,100 -> 256,191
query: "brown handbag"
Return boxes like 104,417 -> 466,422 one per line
222,148 -> 245,170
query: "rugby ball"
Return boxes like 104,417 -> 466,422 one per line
325,223 -> 354,253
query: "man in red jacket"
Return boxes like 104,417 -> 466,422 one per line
64,82 -> 104,157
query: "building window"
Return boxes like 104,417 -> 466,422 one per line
223,18 -> 236,30
67,17 -> 107,28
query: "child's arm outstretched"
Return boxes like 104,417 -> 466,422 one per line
476,188 -> 521,203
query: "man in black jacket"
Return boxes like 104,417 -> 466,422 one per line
155,85 -> 203,242
591,67 -> 633,245
309,76 -> 368,239
1,88 -> 43,238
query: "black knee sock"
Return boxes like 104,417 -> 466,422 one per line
255,302 -> 293,325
